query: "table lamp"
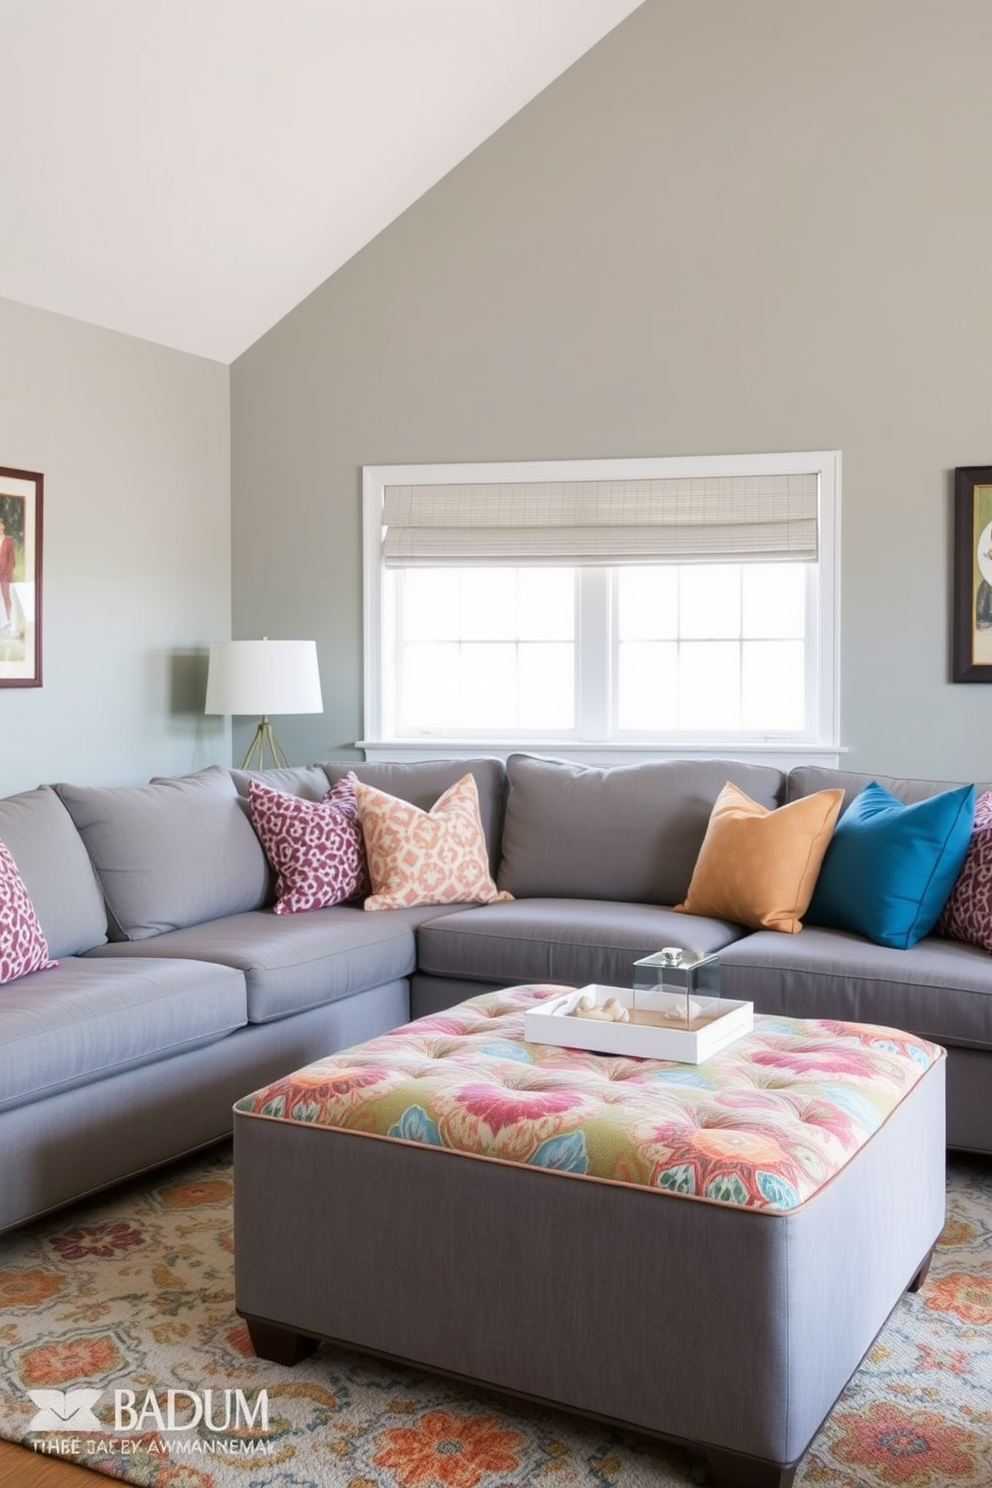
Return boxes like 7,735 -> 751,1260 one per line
205,638 -> 323,770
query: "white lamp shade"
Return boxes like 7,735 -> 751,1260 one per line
205,640 -> 323,716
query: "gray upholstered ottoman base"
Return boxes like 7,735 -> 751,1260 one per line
233,1057 -> 944,1488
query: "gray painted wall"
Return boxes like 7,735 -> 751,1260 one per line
0,296 -> 231,794
230,0 -> 992,780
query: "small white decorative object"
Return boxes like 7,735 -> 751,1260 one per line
572,993 -> 630,1023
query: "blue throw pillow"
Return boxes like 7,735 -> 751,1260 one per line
806,780 -> 976,950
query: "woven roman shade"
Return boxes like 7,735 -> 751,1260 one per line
382,473 -> 819,567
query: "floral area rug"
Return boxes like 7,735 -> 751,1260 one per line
0,1145 -> 990,1487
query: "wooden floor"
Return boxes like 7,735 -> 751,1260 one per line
0,1438 -> 95,1485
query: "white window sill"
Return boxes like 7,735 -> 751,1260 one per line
357,740 -> 845,772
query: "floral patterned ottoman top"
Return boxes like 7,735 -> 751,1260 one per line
235,984 -> 943,1213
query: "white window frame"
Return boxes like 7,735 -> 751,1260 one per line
362,451 -> 841,768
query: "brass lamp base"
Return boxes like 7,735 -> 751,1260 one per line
239,717 -> 289,771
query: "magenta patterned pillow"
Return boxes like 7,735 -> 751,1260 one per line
939,790 -> 992,951
247,774 -> 368,915
0,836 -> 56,983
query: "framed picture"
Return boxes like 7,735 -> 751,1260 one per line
0,465 -> 44,688
953,465 -> 992,682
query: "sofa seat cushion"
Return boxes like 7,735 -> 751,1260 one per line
86,905 -> 460,1024
719,927 -> 992,1051
0,956 -> 247,1111
416,898 -> 750,991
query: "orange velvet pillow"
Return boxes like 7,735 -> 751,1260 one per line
355,773 -> 513,912
674,782 -> 844,934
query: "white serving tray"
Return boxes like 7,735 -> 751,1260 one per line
524,985 -> 753,1064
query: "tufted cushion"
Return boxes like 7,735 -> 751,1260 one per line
939,790 -> 992,952
236,985 -> 942,1212
0,836 -> 56,983
248,774 -> 368,914
355,773 -> 513,913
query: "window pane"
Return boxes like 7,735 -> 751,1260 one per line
519,643 -> 574,729
742,641 -> 805,731
457,643 -> 517,728
618,568 -> 678,639
742,564 -> 806,639
403,570 -> 460,640
679,566 -> 741,639
460,570 -> 517,641
401,642 -> 461,727
678,641 -> 741,730
518,568 -> 575,640
618,641 -> 679,729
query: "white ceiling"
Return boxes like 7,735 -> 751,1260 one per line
0,0 -> 642,364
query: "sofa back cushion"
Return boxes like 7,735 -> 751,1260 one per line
56,766 -> 271,941
322,758 -> 507,879
0,785 -> 107,956
497,754 -> 786,905
230,763 -> 332,801
789,765 -> 992,808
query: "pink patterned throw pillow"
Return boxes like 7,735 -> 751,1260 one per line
0,836 -> 56,983
355,772 -> 514,912
247,774 -> 368,915
939,790 -> 992,952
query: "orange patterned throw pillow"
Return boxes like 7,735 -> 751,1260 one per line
354,773 -> 513,912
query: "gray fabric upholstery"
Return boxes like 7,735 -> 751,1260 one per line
0,784 -> 107,956
944,1045 -> 992,1152
322,758 -> 507,878
56,766 -> 271,941
497,753 -> 785,904
410,973 -> 506,1017
0,981 -> 408,1234
720,926 -> 992,1049
229,764 -> 332,801
789,764 -> 992,808
417,898 -> 747,991
233,1055 -> 944,1470
0,956 -> 246,1111
85,905 -> 450,1023
1,748 -> 983,1236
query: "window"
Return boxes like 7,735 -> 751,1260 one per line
362,453 -> 839,764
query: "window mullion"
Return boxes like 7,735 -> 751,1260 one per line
577,567 -> 611,741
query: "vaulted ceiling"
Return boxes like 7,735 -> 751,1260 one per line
0,0 -> 642,362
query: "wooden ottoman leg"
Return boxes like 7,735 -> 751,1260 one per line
706,1448 -> 798,1488
245,1315 -> 320,1366
906,1244 -> 936,1294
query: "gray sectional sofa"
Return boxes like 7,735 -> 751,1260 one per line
1,751 -> 989,1235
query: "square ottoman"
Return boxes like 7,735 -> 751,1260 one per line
233,984 -> 946,1488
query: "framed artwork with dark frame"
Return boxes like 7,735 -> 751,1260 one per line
953,465 -> 992,682
0,465 -> 44,688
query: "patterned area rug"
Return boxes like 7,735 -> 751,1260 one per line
0,1146 -> 990,1487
